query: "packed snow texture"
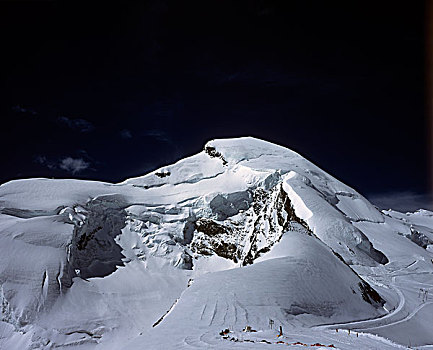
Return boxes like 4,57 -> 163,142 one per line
0,136 -> 432,349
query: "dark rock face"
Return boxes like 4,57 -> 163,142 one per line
155,170 -> 171,178
190,183 -> 314,265
195,218 -> 231,237
192,218 -> 241,262
243,185 -> 313,265
204,146 -> 227,165
409,228 -> 433,249
358,281 -> 385,307
275,184 -> 312,234
77,225 -> 103,250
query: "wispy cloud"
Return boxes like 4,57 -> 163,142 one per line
145,129 -> 171,143
368,191 -> 433,212
120,129 -> 132,139
12,105 -> 37,115
58,116 -> 95,132
59,157 -> 90,174
33,155 -> 56,169
34,155 -> 47,165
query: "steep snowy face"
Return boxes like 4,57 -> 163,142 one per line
122,137 -> 388,268
0,136 -> 432,349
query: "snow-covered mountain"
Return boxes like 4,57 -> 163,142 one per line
1,137 -> 432,349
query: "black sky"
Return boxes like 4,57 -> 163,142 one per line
0,1 -> 430,209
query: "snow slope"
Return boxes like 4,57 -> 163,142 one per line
0,136 -> 432,349
132,231 -> 384,349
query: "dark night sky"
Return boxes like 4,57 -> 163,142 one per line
0,1 -> 431,210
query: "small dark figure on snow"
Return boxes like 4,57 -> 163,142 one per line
278,325 -> 283,337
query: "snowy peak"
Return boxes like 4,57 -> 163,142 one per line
123,137 -> 299,188
204,136 -> 301,164
122,137 -> 389,267
1,136 -> 433,349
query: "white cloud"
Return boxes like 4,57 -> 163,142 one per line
368,191 -> 433,212
59,157 -> 90,174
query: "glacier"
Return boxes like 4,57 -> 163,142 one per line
0,136 -> 432,349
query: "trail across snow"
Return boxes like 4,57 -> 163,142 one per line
315,259 -> 433,347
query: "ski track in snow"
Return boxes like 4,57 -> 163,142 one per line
209,300 -> 218,326
200,303 -> 207,321
235,299 -> 250,325
315,280 -> 404,330
363,301 -> 433,332
315,258 -> 433,347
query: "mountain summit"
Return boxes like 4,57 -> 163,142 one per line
1,137 -> 432,349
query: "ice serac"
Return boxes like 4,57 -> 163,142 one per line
0,137 -> 432,349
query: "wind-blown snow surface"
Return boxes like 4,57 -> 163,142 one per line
0,137 -> 432,349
